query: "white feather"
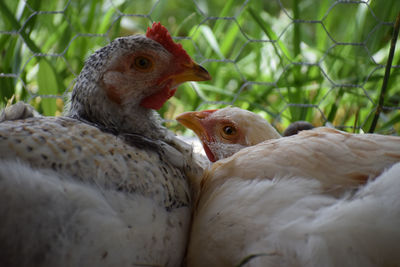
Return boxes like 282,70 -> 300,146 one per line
188,163 -> 400,267
0,160 -> 188,267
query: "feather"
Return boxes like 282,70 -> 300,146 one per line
0,23 -> 210,267
189,163 -> 400,267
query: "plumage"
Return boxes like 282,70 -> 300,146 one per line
178,107 -> 400,267
0,22 -> 210,267
202,127 -> 400,192
189,163 -> 400,267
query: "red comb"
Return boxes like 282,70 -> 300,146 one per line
146,22 -> 191,63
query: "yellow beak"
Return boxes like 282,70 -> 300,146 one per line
176,109 -> 219,162
176,110 -> 216,142
170,62 -> 211,87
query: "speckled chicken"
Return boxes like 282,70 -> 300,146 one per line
178,107 -> 400,267
0,22 -> 210,267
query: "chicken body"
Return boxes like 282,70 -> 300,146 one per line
178,107 -> 400,266
189,163 -> 400,267
0,23 -> 210,267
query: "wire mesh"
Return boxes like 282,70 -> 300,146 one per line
0,0 -> 399,134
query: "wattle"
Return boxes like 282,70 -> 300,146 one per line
203,143 -> 216,162
140,86 -> 177,110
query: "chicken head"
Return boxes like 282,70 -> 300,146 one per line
176,106 -> 280,161
68,22 -> 211,138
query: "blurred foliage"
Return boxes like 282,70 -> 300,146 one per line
0,0 -> 399,134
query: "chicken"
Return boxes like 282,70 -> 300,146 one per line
0,22 -> 210,267
176,107 -> 281,162
178,107 -> 400,266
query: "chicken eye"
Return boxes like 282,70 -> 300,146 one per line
223,126 -> 235,135
133,56 -> 153,71
220,125 -> 237,142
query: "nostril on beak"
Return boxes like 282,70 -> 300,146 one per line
195,64 -> 211,81
198,64 -> 208,73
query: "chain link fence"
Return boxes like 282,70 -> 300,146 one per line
0,0 -> 399,134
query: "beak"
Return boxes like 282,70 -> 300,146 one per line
141,62 -> 210,110
170,61 -> 211,87
176,109 -> 219,162
176,109 -> 217,141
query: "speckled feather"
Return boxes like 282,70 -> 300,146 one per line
0,116 -> 196,267
0,117 -> 190,210
0,22 -> 209,267
0,160 -> 190,267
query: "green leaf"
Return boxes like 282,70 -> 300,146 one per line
220,21 -> 240,57
327,88 -> 344,123
213,0 -> 236,36
200,25 -> 224,59
99,7 -> 115,34
247,6 -> 292,61
380,113 -> 400,130
0,0 -> 41,54
38,59 -> 58,116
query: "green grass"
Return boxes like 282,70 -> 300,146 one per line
1,0 -> 399,135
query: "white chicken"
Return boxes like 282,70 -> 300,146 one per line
177,107 -> 400,267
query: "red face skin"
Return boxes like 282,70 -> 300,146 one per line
197,110 -> 219,162
140,81 -> 176,110
139,62 -> 211,110
139,22 -> 195,110
138,23 -> 211,110
199,117 -> 243,162
203,143 -> 217,162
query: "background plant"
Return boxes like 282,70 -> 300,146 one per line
1,0 -> 399,135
